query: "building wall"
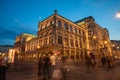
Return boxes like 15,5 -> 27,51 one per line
14,11 -> 112,61
37,13 -> 87,60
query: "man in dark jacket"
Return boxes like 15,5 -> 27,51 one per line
42,54 -> 50,80
0,57 -> 9,80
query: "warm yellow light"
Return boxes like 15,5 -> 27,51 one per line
112,44 -> 115,47
93,36 -> 96,39
116,11 -> 120,18
104,41 -> 107,44
37,45 -> 40,49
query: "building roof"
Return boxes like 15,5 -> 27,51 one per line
74,16 -> 95,23
39,10 -> 92,29
21,33 -> 37,38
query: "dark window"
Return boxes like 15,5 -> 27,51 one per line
70,39 -> 74,47
58,20 -> 61,27
70,26 -> 72,31
74,27 -> 77,33
49,36 -> 53,44
58,36 -> 62,45
75,40 -> 78,47
50,21 -> 52,25
64,23 -> 69,30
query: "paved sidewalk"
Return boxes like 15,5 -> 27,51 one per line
6,60 -> 120,80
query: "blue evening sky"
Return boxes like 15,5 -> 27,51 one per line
0,0 -> 120,45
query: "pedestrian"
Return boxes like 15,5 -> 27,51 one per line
38,56 -> 43,77
60,54 -> 69,80
106,56 -> 113,69
90,53 -> 97,69
101,55 -> 107,68
42,53 -> 51,80
49,52 -> 56,79
61,54 -> 68,65
0,56 -> 9,80
84,54 -> 92,74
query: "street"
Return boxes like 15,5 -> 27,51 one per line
6,59 -> 120,80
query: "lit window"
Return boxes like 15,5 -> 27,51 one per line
65,38 -> 68,46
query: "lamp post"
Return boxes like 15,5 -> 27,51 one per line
103,40 -> 107,55
37,45 -> 40,60
93,35 -> 96,54
112,44 -> 115,56
117,46 -> 120,56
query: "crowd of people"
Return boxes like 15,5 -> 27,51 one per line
37,52 -> 68,80
84,53 -> 114,74
0,51 -> 115,80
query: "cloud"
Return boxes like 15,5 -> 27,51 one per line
13,18 -> 37,34
0,18 -> 37,45
0,26 -> 18,39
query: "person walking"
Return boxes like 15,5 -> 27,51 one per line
90,53 -> 97,70
38,56 -> 43,77
101,55 -> 107,68
42,54 -> 51,80
106,56 -> 113,69
84,54 -> 92,74
49,52 -> 56,79
0,56 -> 9,80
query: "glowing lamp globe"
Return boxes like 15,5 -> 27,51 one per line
116,11 -> 120,18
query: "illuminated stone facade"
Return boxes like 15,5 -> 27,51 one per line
111,40 -> 120,58
14,10 -> 112,60
75,16 -> 112,57
14,33 -> 37,54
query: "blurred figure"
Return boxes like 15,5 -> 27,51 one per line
0,56 -> 9,80
49,52 -> 56,78
101,55 -> 107,68
106,56 -> 113,69
38,56 -> 43,77
90,53 -> 97,69
61,54 -> 68,65
84,54 -> 92,74
42,54 -> 50,80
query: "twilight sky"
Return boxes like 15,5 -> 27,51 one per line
0,0 -> 120,45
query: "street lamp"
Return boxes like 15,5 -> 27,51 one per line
93,35 -> 96,54
116,11 -> 120,18
36,45 -> 40,61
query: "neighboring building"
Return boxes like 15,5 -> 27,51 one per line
0,45 -> 14,54
75,16 -> 112,57
14,33 -> 37,54
0,45 -> 14,63
14,10 -> 112,61
111,40 -> 120,58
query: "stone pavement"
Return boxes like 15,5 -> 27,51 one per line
6,59 -> 120,80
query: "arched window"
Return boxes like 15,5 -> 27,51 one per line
74,27 -> 77,33
50,21 -> 52,25
70,26 -> 72,31
58,20 -> 61,27
64,23 -> 69,30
